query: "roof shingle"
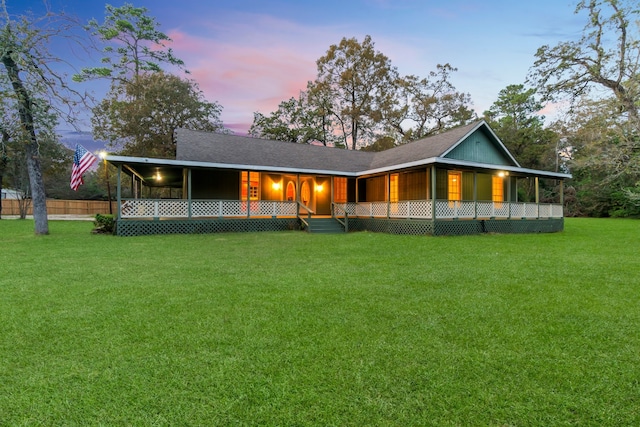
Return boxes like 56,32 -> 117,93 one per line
176,121 -> 484,174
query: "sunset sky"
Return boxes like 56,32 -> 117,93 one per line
12,0 -> 584,143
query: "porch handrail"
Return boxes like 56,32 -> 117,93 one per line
120,199 -> 298,219
331,202 -> 349,233
119,198 -> 564,221
297,202 -> 314,229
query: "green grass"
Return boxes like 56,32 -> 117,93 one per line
1,218 -> 639,426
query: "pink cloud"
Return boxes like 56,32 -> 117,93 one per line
163,15 -> 331,135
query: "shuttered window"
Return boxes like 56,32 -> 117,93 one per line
334,177 -> 347,203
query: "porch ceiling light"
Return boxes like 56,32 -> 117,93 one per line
498,171 -> 509,178
155,171 -> 162,181
272,182 -> 281,190
316,184 -> 323,192
98,150 -> 108,160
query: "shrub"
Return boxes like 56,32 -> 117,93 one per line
93,214 -> 116,234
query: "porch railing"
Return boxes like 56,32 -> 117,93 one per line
331,202 -> 349,232
120,199 -> 297,219
335,200 -> 564,220
297,202 -> 314,229
120,199 -> 564,220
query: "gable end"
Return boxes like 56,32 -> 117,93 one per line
443,127 -> 516,166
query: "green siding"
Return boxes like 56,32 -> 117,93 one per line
347,178 -> 357,203
477,173 -> 492,200
445,129 -> 514,166
398,169 -> 427,200
436,169 -> 448,199
462,172 -> 474,200
191,169 -> 239,199
365,176 -> 386,202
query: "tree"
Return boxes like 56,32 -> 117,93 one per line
484,84 -> 558,170
253,38 -> 474,150
313,35 -> 399,150
77,3 -> 214,159
484,84 -> 560,202
529,0 -> 640,119
74,3 -> 185,83
93,72 -> 227,158
556,96 -> 640,216
249,91 -> 337,145
0,4 -> 86,233
382,64 -> 475,142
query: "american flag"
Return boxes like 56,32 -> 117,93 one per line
70,144 -> 97,191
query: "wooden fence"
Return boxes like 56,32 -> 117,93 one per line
0,199 -> 117,216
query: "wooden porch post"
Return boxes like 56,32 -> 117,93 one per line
473,171 -> 477,219
187,168 -> 192,219
246,171 -> 251,219
296,174 -> 300,216
535,177 -> 540,219
507,175 -> 512,219
431,166 -> 437,220
386,173 -> 390,219
330,175 -> 334,210
559,179 -> 564,206
116,165 -> 122,220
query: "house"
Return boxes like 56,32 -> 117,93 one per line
1,188 -> 25,199
105,120 -> 571,236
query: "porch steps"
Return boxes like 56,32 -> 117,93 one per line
306,217 -> 345,234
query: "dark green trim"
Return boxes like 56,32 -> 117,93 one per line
117,218 -> 300,236
116,217 -> 563,237
349,217 -> 564,236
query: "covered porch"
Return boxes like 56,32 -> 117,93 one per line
106,154 -> 566,236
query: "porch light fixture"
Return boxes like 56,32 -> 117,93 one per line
98,150 -> 108,160
316,184 -> 323,192
272,182 -> 281,191
155,171 -> 162,181
498,171 -> 509,178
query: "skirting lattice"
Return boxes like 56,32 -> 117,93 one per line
349,218 -> 434,235
349,218 -> 563,236
116,217 -> 563,237
117,218 -> 300,236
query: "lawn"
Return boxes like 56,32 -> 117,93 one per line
0,218 -> 638,426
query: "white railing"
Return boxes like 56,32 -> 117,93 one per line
120,199 -> 563,220
120,199 -> 297,218
389,200 -> 432,219
337,200 -> 563,220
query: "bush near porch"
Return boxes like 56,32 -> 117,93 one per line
0,218 -> 638,425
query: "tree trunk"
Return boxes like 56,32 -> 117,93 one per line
1,51 -> 49,234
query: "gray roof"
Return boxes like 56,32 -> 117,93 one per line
368,121 -> 488,170
106,121 -> 570,183
176,120 -> 484,174
176,128 -> 374,174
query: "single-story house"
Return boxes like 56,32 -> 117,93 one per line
105,120 -> 571,236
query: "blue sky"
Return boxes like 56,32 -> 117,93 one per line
12,0 -> 585,148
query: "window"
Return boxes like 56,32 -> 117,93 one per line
492,175 -> 504,207
301,181 -> 311,205
334,177 -> 347,203
241,172 -> 259,200
286,181 -> 296,201
448,171 -> 462,201
390,174 -> 399,203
